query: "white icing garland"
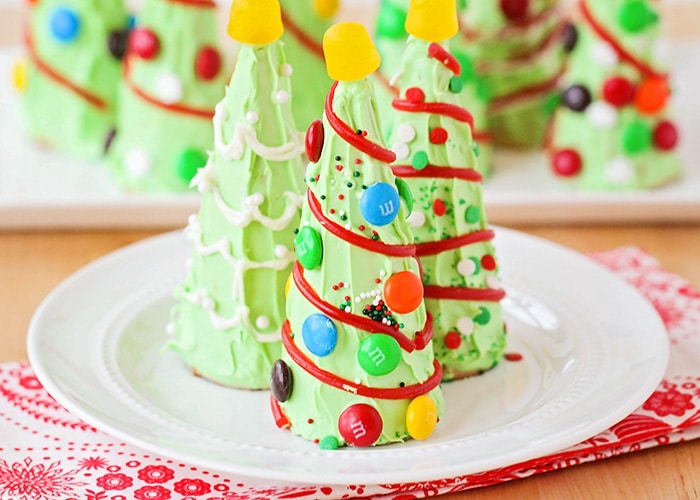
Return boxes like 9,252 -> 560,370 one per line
212,102 -> 304,162
182,215 -> 295,341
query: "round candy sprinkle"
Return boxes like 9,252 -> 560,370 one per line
305,120 -> 324,162
457,316 -> 474,335
619,0 -> 658,33
621,121 -> 652,154
275,90 -> 290,103
338,404 -> 382,447
176,148 -> 207,183
49,7 -> 80,43
457,259 -> 477,277
635,77 -> 669,114
195,46 -> 221,80
107,29 -> 128,59
384,271 -> 423,314
358,334 -> 401,376
270,359 -> 293,402
360,182 -> 401,226
392,141 -> 410,161
481,254 -> 496,271
302,313 -> 338,357
562,84 -> 592,112
448,76 -> 463,93
280,63 -> 293,77
433,198 -> 446,217
606,157 -> 635,185
551,149 -> 582,177
129,28 -> 159,59
602,76 -> 636,108
474,307 -> 491,325
411,151 -> 429,170
500,0 -> 529,20
376,1 -> 408,39
561,22 -> 578,53
444,331 -> 462,350
586,101 -> 617,129
246,111 -> 259,124
653,121 -> 679,150
405,87 -> 425,102
407,210 -> 426,227
256,315 -> 270,329
156,72 -> 183,104
319,435 -> 339,450
124,148 -> 153,178
591,41 -> 618,69
295,226 -> 323,269
429,127 -> 448,145
406,395 -> 438,441
396,123 -> 416,143
465,205 -> 480,224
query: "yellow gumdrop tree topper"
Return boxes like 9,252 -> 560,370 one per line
405,0 -> 458,42
228,0 -> 284,45
323,22 -> 381,81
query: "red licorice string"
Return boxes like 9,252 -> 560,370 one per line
280,9 -> 324,60
123,57 -> 214,119
325,81 -> 397,163
428,43 -> 461,76
390,165 -> 483,183
490,67 -> 564,111
282,320 -> 442,399
423,285 -> 506,302
460,6 -> 558,41
308,190 -> 416,257
580,0 -> 665,80
292,262 -> 435,352
415,229 -> 495,257
393,98 -> 475,131
24,31 -> 108,110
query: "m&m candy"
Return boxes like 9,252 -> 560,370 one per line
296,226 -> 323,269
358,334 -> 401,376
406,395 -> 438,440
384,271 -> 423,314
338,404 -> 383,447
360,182 -> 400,226
49,7 -> 80,43
302,314 -> 338,357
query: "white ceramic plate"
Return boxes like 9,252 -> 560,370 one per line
27,228 -> 668,485
2,38 -> 700,228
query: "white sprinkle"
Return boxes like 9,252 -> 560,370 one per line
344,306 -> 351,313
156,72 -> 184,104
586,101 -> 617,129
486,275 -> 501,289
246,111 -> 259,124
256,315 -> 270,329
274,244 -> 288,259
396,123 -> 416,143
275,90 -> 290,103
457,259 -> 477,277
457,317 -> 474,335
165,322 -> 176,335
392,142 -> 410,161
355,297 -> 361,303
202,297 -> 215,311
406,210 -> 426,227
606,157 -> 636,185
124,148 -> 153,178
345,224 -> 352,230
379,270 -> 386,277
591,41 -> 618,69
343,282 -> 350,288
280,63 -> 293,77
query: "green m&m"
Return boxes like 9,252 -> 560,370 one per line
295,226 -> 323,269
358,334 -> 401,376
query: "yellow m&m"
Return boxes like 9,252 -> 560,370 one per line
228,0 -> 283,45
314,0 -> 339,19
285,271 -> 292,297
406,395 -> 438,440
12,60 -> 27,92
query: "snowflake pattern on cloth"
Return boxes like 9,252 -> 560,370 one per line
0,246 -> 699,500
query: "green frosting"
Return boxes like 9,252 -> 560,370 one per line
108,0 -> 227,192
549,0 -> 680,190
456,0 -> 564,148
280,78 -> 444,447
389,37 -> 505,381
169,40 -> 305,389
20,0 -> 128,158
279,0 -> 334,132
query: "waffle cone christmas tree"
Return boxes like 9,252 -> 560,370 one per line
387,0 -> 506,381
272,22 -> 443,448
15,0 -> 128,158
457,0 -> 566,149
374,0 -> 494,176
108,0 -> 228,192
169,0 -> 305,389
547,0 -> 680,189
279,0 -> 337,131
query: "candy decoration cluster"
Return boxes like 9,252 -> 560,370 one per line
547,0 -> 680,189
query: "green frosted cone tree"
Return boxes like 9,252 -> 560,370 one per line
271,22 -> 443,449
18,0 -> 129,158
169,0 -> 306,389
109,0 -> 228,192
548,0 -> 680,189
388,0 -> 506,381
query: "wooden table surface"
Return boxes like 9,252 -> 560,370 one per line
1,225 -> 699,499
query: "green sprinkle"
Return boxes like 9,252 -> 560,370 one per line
353,171 -> 360,177
412,151 -> 429,170
449,76 -> 463,93
346,181 -> 353,188
319,435 -> 339,450
465,205 -> 480,224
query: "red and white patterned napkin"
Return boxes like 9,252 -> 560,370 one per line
1,247 -> 699,500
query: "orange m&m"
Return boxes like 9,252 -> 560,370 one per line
635,77 -> 669,114
384,271 -> 423,314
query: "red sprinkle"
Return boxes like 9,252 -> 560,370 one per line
429,127 -> 449,145
405,87 -> 425,103
505,353 -> 523,362
433,199 -> 446,216
338,194 -> 344,200
444,331 -> 462,349
355,158 -> 362,164
481,254 -> 497,271
336,164 -> 343,171
359,225 -> 365,231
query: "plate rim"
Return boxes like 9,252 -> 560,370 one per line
26,227 -> 669,485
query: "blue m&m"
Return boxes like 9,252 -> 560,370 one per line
302,314 -> 337,356
49,7 -> 81,43
360,182 -> 400,226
